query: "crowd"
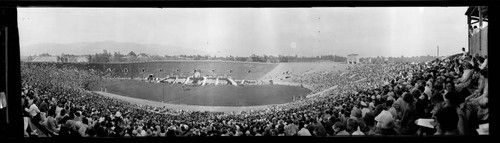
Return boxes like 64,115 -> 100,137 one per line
20,52 -> 488,137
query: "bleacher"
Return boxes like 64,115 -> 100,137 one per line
48,61 -> 278,80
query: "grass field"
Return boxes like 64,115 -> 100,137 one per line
89,79 -> 311,106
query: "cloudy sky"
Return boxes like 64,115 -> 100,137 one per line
18,7 -> 469,57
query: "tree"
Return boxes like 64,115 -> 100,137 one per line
112,52 -> 126,62
138,53 -> 148,57
39,53 -> 51,56
128,51 -> 137,57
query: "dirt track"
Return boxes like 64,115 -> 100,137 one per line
95,91 -> 279,113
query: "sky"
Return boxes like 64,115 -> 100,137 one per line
17,7 -> 470,58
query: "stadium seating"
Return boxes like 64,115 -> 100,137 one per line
54,61 -> 278,80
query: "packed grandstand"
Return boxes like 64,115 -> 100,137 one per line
20,52 -> 488,137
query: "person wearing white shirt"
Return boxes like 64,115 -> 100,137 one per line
77,118 -> 89,137
24,96 -> 40,136
55,103 -> 63,119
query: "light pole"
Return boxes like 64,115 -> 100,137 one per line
437,46 -> 439,57
162,82 -> 165,103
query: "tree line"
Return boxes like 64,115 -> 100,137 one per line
31,50 -> 439,64
86,50 -> 348,63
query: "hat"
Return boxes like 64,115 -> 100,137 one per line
350,108 -> 362,119
388,92 -> 395,97
387,96 -> 395,101
375,111 -> 394,129
405,85 -> 413,90
369,102 -> 375,108
360,101 -> 367,107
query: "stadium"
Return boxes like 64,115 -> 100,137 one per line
3,6 -> 489,138
43,61 -> 346,112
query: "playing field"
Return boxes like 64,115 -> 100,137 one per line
89,79 -> 311,106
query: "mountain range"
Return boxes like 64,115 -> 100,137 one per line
20,41 -> 209,56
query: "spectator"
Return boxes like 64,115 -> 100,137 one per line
45,108 -> 60,136
350,105 -> 365,120
22,95 -> 35,137
462,47 -> 468,59
473,26 -> 479,35
297,122 -> 311,136
434,106 -> 460,135
284,120 -> 298,136
363,112 -> 377,135
455,62 -> 473,92
333,122 -> 349,136
468,26 -> 474,36
360,102 -> 370,118
312,116 -> 328,137
479,56 -> 487,70
24,94 -> 41,136
416,91 -> 431,118
385,99 -> 397,119
374,109 -> 400,136
78,117 -> 90,137
347,118 -> 365,136
39,99 -> 49,125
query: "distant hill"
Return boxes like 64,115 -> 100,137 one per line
20,41 -> 209,56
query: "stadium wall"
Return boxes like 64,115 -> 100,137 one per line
46,61 -> 279,80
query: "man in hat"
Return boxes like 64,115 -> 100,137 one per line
374,109 -> 400,135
